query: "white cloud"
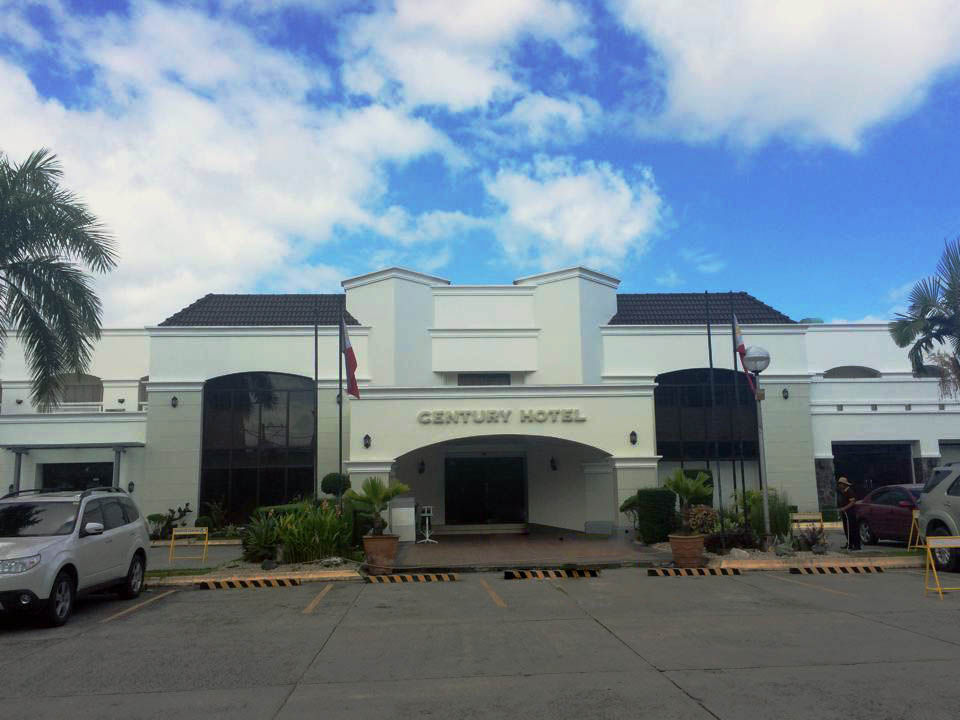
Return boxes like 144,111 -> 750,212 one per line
656,268 -> 683,288
680,248 -> 725,274
341,0 -> 593,111
0,2 -> 459,325
609,0 -> 960,148
484,156 -> 663,270
498,92 -> 602,144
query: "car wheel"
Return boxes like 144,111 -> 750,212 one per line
119,554 -> 145,600
44,570 -> 75,627
929,527 -> 960,572
859,520 -> 878,546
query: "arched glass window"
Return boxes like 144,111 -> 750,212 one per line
654,368 -> 758,461
58,373 -> 104,404
823,366 -> 881,379
201,372 -> 315,522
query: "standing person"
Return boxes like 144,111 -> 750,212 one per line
838,477 -> 861,551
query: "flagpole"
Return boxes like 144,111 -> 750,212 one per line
729,293 -> 749,528
338,306 -> 344,511
705,292 -> 726,543
313,319 -> 319,500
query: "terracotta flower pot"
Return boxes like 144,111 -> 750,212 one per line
668,533 -> 705,567
362,534 -> 399,575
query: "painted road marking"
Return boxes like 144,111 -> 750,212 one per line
101,589 -> 178,624
365,574 -> 458,583
478,577 -> 507,608
766,573 -> 857,598
648,568 -> 742,577
503,569 -> 599,580
303,583 -> 334,614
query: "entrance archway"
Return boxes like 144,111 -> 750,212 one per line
393,434 -> 611,532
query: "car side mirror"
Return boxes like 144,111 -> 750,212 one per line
82,522 -> 104,536
898,500 -> 914,509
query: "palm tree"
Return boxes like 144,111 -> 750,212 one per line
345,477 -> 411,535
889,238 -> 960,396
0,149 -> 117,409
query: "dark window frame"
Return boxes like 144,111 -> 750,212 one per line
457,373 -> 511,386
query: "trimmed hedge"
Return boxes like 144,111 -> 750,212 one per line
621,488 -> 677,544
321,472 -> 350,496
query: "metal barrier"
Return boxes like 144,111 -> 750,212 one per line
168,527 -> 209,565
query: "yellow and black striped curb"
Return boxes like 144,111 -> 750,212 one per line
197,577 -> 303,589
648,567 -> 743,577
504,569 -> 599,580
789,566 -> 884,575
365,573 -> 458,583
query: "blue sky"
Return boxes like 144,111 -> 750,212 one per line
1,0 -> 959,326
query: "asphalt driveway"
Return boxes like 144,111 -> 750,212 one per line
1,567 -> 957,719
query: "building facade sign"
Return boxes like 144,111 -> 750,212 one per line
417,409 -> 588,425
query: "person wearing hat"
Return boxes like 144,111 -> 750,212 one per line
838,477 -> 861,551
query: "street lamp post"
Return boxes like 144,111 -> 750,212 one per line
743,346 -> 772,548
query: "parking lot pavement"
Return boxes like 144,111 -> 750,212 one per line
2,568 -> 959,719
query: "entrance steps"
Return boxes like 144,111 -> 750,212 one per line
434,523 -> 529,536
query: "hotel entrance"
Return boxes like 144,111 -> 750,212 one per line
444,456 -> 526,525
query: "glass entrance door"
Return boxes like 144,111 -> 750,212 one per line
444,457 -> 526,525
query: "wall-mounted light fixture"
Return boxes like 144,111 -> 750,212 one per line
170,396 -> 179,408
363,434 -> 372,449
418,460 -> 425,475
629,430 -> 638,445
118,398 -> 125,405
781,388 -> 789,400
15,399 -> 22,405
550,457 -> 558,471
127,481 -> 135,493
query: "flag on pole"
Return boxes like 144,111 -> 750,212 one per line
340,315 -> 360,398
733,313 -> 756,394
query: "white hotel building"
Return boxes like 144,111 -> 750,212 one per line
1,266 -> 957,536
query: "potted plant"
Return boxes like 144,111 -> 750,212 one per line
345,476 -> 411,575
664,469 -> 714,567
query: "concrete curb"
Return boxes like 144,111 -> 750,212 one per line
710,555 -> 923,571
146,569 -> 363,588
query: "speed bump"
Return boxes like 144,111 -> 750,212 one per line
789,566 -> 884,575
648,568 -> 742,577
198,577 -> 302,589
365,573 -> 458,583
504,569 -> 599,579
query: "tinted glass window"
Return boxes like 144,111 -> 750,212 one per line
81,499 -> 103,528
120,497 -> 140,522
948,478 -> 960,497
0,502 -> 79,537
101,499 -> 126,530
923,470 -> 954,493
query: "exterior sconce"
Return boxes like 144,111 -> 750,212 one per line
127,481 -> 135,493
118,398 -> 125,405
363,434 -> 372,449
170,396 -> 179,408
550,457 -> 558,471
781,388 -> 789,400
15,399 -> 22,405
418,460 -> 425,474
629,430 -> 637,445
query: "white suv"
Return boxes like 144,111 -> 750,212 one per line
0,487 -> 150,626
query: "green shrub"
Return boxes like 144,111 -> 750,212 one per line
664,469 -> 712,509
195,515 -> 212,529
276,500 -> 349,563
253,502 -> 302,517
242,511 -> 280,562
623,488 -> 677,543
321,472 -> 351,497
748,490 -> 793,541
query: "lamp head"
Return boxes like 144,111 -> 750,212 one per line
742,345 -> 771,374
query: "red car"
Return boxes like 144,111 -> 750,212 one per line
856,484 -> 923,545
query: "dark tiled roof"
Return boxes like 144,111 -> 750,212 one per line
159,294 -> 359,327
609,292 -> 794,325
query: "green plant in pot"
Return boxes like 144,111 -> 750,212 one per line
664,469 -> 713,567
344,476 -> 411,575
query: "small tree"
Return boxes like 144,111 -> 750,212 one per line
321,472 -> 350,497
344,477 -> 410,536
